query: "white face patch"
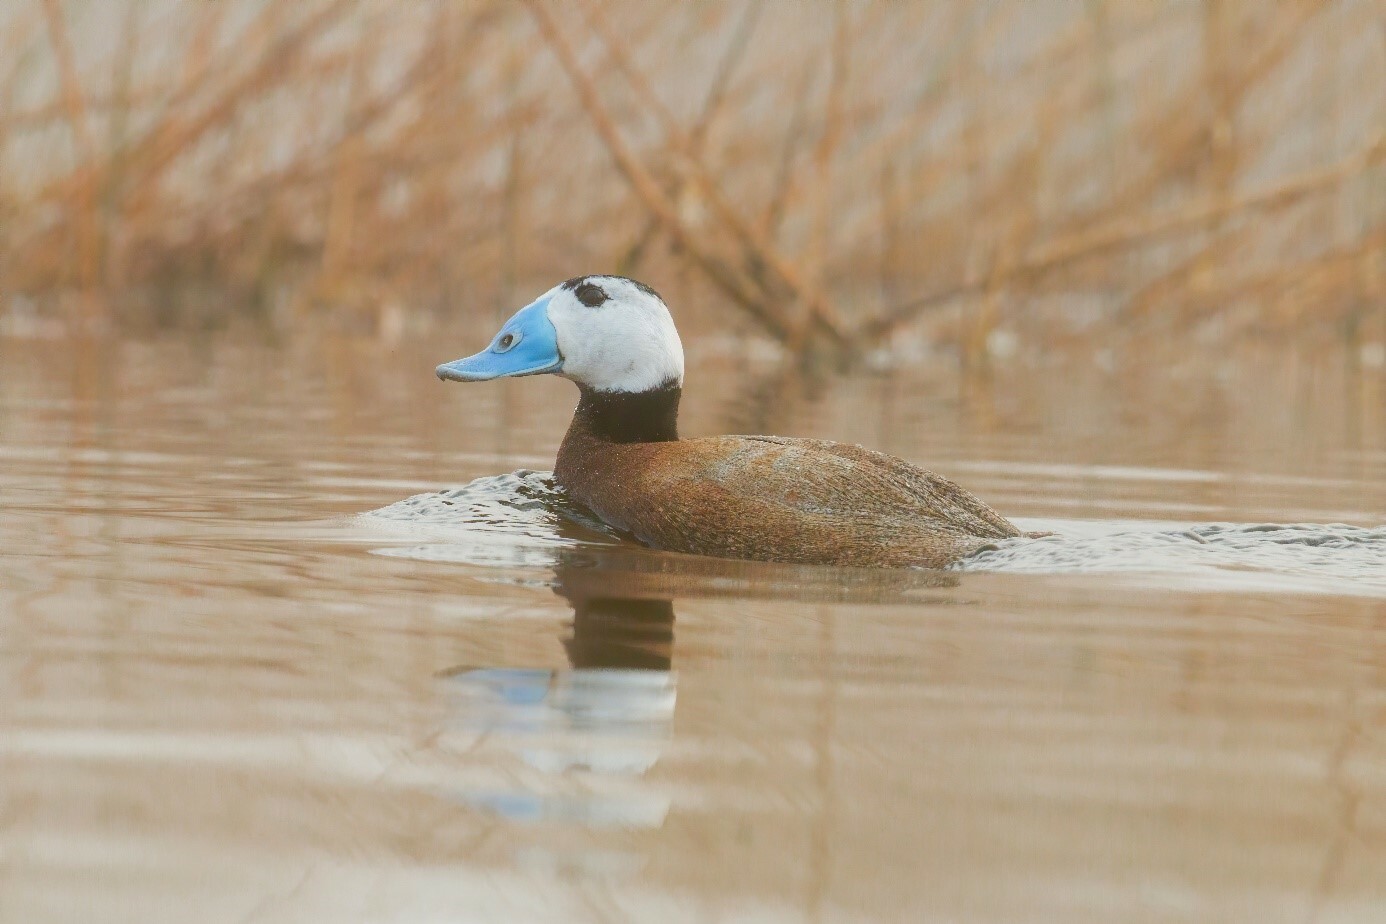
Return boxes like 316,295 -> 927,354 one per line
544,276 -> 685,393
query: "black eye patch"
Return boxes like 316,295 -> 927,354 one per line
573,282 -> 608,308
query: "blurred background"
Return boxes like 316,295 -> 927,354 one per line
1,0 -> 1381,365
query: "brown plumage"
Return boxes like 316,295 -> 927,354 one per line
555,385 -> 1020,570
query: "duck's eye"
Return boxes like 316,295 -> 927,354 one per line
573,283 -> 607,308
495,332 -> 518,352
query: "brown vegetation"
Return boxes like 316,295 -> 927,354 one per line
0,0 -> 1381,357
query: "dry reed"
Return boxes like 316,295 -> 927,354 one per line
0,0 -> 1381,357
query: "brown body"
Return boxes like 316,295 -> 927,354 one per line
554,386 -> 1020,569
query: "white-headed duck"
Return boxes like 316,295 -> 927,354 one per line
436,275 -> 1021,568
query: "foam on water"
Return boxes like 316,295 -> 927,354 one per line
362,472 -> 1386,598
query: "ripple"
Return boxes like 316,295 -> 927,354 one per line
360,470 -> 620,544
962,520 -> 1386,597
362,474 -> 1386,598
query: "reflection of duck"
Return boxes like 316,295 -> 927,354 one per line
436,551 -> 965,830
437,275 -> 1020,569
439,556 -> 678,827
557,566 -> 674,672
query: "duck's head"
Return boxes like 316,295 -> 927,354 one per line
436,276 -> 683,394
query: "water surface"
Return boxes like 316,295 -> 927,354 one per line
2,331 -> 1384,923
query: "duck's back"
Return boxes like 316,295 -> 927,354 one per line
556,430 -> 1020,569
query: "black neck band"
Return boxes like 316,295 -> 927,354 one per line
574,382 -> 681,443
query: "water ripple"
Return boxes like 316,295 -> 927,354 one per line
362,473 -> 1386,597
361,470 -> 619,543
963,520 -> 1386,596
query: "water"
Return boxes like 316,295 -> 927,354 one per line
2,331 -> 1384,923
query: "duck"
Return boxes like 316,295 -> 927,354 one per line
436,275 -> 1021,569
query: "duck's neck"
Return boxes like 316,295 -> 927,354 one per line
571,382 -> 681,444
